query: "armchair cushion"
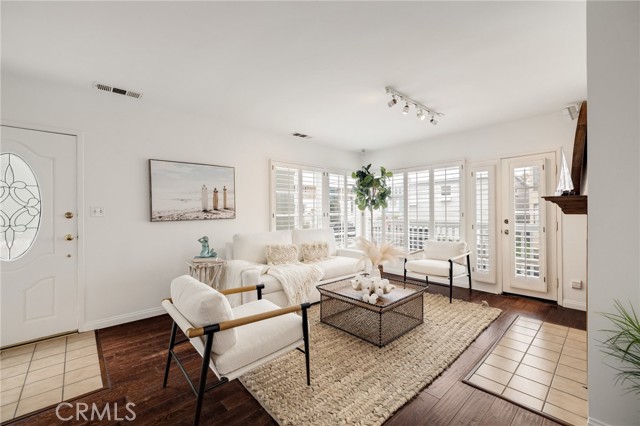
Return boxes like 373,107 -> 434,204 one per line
170,275 -> 236,355
405,259 -> 467,277
423,241 -> 468,264
213,299 -> 303,375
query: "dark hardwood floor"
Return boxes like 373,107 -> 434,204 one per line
11,278 -> 586,426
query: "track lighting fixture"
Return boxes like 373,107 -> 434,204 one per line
385,86 -> 443,124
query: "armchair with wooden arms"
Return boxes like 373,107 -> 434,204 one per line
403,241 -> 472,303
161,275 -> 311,426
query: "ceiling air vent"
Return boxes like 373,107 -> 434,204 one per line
92,82 -> 143,99
292,132 -> 312,139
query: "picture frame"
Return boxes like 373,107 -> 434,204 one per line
149,159 -> 236,222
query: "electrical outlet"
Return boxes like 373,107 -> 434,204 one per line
90,206 -> 105,217
571,280 -> 583,290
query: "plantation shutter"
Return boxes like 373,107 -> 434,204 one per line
301,170 -> 323,229
433,165 -> 462,241
273,165 -> 299,230
328,173 -> 347,246
470,165 -> 496,283
384,173 -> 405,246
407,170 -> 430,250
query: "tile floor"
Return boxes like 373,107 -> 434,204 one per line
0,332 -> 104,423
467,317 -> 587,426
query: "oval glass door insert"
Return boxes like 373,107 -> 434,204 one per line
1,153 -> 42,260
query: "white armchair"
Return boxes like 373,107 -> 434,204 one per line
403,241 -> 472,303
161,275 -> 310,425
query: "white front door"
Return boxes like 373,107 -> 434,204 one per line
501,153 -> 557,300
1,126 -> 78,347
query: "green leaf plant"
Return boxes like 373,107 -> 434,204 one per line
352,164 -> 393,242
600,300 -> 640,395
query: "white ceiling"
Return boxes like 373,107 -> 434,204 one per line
1,1 -> 586,151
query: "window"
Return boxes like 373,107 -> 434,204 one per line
470,164 -> 496,283
271,162 -> 355,247
377,162 -> 464,252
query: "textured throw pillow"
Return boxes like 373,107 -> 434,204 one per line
265,244 -> 299,265
170,275 -> 236,355
301,241 -> 330,263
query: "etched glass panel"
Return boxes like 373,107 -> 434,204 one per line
1,153 -> 42,260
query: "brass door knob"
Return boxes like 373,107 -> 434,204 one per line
64,234 -> 75,241
65,212 -> 74,219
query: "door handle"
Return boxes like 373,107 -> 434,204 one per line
64,234 -> 75,241
504,230 -> 509,235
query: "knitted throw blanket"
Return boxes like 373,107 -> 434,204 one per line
264,263 -> 323,305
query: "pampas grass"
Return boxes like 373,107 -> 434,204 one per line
356,237 -> 405,270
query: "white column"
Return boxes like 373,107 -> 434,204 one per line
201,185 -> 208,211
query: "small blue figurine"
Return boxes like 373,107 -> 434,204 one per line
197,236 -> 217,258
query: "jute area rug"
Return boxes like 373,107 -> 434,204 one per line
240,293 -> 501,426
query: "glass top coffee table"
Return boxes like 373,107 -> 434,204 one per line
317,277 -> 427,347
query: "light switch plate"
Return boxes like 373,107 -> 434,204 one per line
571,280 -> 583,289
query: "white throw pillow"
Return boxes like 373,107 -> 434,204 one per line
170,275 -> 236,355
301,241 -> 330,263
265,244 -> 299,265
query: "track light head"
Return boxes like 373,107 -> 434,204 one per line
402,102 -> 410,115
430,116 -> 438,125
417,110 -> 426,120
387,96 -> 397,108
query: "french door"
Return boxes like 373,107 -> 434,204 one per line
1,126 -> 79,347
501,153 -> 557,300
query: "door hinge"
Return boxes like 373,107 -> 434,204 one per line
557,222 -> 559,231
557,278 -> 559,288
544,277 -> 546,283
542,164 -> 545,171
471,224 -> 475,230
543,226 -> 546,233
471,171 -> 474,177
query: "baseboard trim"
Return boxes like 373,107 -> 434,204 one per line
589,417 -> 614,426
80,306 -> 165,331
562,300 -> 587,311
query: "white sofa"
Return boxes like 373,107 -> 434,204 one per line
225,228 -> 364,307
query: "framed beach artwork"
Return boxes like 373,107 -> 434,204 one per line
149,159 -> 236,222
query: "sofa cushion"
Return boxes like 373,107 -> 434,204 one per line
266,244 -> 299,265
213,299 -> 303,375
292,228 -> 337,259
405,259 -> 467,277
423,241 -> 467,264
301,242 -> 330,263
233,230 -> 292,264
313,256 -> 362,280
170,275 -> 236,355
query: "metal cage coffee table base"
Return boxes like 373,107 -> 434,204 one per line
318,279 -> 426,347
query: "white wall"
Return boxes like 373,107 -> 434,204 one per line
1,72 -> 361,330
587,2 -> 640,425
366,112 -> 587,307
